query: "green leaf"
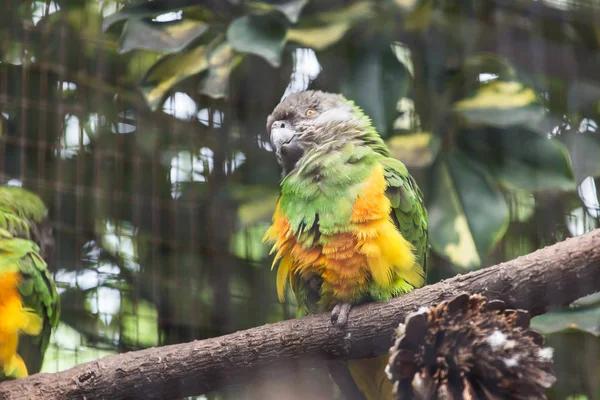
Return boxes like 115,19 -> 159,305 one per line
395,0 -> 435,31
343,38 -> 410,137
103,2 -> 214,31
531,303 -> 600,336
460,54 -> 519,82
139,45 -> 208,110
235,190 -> 280,227
287,23 -> 351,51
573,292 -> 600,307
120,296 -> 159,347
392,0 -> 422,12
118,19 -> 209,54
198,42 -> 243,99
428,151 -> 509,268
459,128 -> 576,192
126,51 -> 163,82
454,80 -> 545,128
103,2 -> 195,31
247,0 -> 309,23
386,132 -> 439,168
565,396 -> 589,400
231,224 -> 272,262
227,16 -> 286,67
561,132 -> 600,183
286,1 -> 374,51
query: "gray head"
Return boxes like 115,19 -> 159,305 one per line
266,91 -> 358,174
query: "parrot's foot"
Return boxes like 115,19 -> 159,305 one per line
330,302 -> 353,328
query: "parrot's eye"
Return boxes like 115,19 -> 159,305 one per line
305,108 -> 317,117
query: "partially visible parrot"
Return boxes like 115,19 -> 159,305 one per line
0,186 -> 60,380
263,91 -> 427,400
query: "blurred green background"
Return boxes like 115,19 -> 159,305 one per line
0,0 -> 599,398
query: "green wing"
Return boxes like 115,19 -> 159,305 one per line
381,157 -> 428,278
0,186 -> 48,238
0,186 -> 60,378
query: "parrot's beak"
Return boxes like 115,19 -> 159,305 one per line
280,136 -> 304,173
270,121 -> 296,150
271,121 -> 304,174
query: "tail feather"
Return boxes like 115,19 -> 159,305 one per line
3,355 -> 28,378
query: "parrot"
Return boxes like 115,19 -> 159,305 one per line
263,91 -> 427,400
0,185 -> 60,380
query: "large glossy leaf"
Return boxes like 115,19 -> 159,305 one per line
532,303 -> 600,336
139,45 -> 208,110
287,24 -> 350,51
574,292 -> 600,307
393,0 -> 435,31
126,51 -> 163,82
458,128 -> 576,192
428,151 -> 509,268
343,38 -> 410,137
454,80 -> 545,128
561,132 -> 600,183
247,0 -> 309,23
386,132 -> 440,168
102,1 -> 207,31
197,42 -> 243,99
456,54 -> 519,86
235,189 -> 280,227
227,15 -> 286,67
118,19 -> 208,54
286,1 -> 374,51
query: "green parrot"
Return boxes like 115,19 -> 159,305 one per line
0,185 -> 60,379
263,91 -> 427,400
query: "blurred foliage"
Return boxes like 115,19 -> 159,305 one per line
0,0 -> 599,398
533,293 -> 600,337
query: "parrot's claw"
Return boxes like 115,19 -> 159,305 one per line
331,302 -> 353,328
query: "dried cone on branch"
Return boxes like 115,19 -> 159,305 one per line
387,293 -> 556,400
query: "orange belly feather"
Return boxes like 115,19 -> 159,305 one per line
0,271 -> 42,378
266,163 -> 421,306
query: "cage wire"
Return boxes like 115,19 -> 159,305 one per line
0,0 -> 290,385
1,0 -> 600,399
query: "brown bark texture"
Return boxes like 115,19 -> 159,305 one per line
1,228 -> 599,400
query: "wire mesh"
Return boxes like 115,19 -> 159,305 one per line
0,0 -> 289,379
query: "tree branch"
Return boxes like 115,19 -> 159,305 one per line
2,229 -> 600,400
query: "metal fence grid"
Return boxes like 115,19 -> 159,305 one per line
1,1 -> 599,399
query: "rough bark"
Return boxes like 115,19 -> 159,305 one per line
1,229 -> 599,400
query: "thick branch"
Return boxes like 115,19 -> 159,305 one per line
2,229 -> 600,400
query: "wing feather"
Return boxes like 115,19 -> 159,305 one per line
381,158 -> 428,276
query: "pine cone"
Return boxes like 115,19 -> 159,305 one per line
387,294 -> 556,400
